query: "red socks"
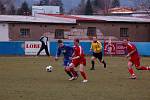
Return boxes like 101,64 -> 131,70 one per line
128,68 -> 135,76
70,68 -> 78,77
139,66 -> 150,70
80,71 -> 87,80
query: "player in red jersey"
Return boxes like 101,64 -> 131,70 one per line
67,39 -> 88,83
123,39 -> 150,79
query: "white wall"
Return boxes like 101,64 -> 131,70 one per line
0,23 -> 9,41
32,6 -> 60,16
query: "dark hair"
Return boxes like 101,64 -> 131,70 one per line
58,39 -> 63,43
74,38 -> 79,43
123,38 -> 130,42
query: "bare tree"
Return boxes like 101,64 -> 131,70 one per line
8,4 -> 16,15
0,0 -> 15,15
103,0 -> 112,15
131,0 -> 150,16
0,1 -> 6,14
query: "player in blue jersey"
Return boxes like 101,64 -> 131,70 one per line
55,40 -> 78,80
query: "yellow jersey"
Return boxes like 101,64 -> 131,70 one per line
90,41 -> 102,53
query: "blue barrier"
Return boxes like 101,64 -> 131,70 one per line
49,41 -> 58,56
133,42 -> 150,56
0,41 -> 149,56
0,42 -> 24,55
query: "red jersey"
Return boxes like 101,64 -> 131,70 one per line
73,45 -> 85,59
126,43 -> 139,60
72,45 -> 86,67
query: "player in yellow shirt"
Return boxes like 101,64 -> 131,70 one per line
90,37 -> 106,70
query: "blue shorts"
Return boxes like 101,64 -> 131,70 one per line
64,59 -> 71,67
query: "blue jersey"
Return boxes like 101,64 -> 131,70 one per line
56,45 -> 74,60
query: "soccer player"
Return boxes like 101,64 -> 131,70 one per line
37,35 -> 50,56
55,40 -> 77,80
123,39 -> 150,79
67,39 -> 88,83
90,37 -> 106,70
107,37 -> 114,56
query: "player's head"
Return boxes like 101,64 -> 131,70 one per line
57,39 -> 64,48
123,39 -> 129,46
93,37 -> 97,42
74,38 -> 79,46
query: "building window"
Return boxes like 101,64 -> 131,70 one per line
120,28 -> 129,37
20,28 -> 30,36
55,29 -> 64,39
87,27 -> 96,36
136,25 -> 139,28
12,24 -> 15,27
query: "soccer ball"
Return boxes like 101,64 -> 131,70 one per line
46,66 -> 53,72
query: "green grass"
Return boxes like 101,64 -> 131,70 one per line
0,56 -> 150,100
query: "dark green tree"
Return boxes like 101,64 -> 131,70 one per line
111,0 -> 120,8
8,4 -> 16,15
17,1 -> 31,15
85,0 -> 93,15
93,0 -> 99,7
76,0 -> 86,14
0,1 -> 6,14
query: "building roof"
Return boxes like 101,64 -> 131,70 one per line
40,14 -> 150,23
109,7 -> 135,14
41,14 -> 106,23
0,15 -> 76,24
0,14 -> 149,24
71,15 -> 150,23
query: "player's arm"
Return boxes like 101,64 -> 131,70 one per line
69,46 -> 74,56
72,47 -> 82,60
55,48 -> 61,60
126,49 -> 136,58
90,42 -> 93,51
39,36 -> 43,41
70,51 -> 77,60
97,41 -> 102,50
72,56 -> 80,60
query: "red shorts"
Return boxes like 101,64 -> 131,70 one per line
72,58 -> 86,67
129,58 -> 140,68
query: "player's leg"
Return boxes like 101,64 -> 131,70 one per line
108,47 -> 112,57
137,66 -> 150,70
37,45 -> 44,56
64,60 -> 73,78
128,61 -> 136,79
67,63 -> 78,81
97,52 -> 106,68
64,68 -> 73,78
134,59 -> 150,70
79,63 -> 88,82
44,45 -> 50,56
90,56 -> 96,70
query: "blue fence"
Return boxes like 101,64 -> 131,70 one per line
133,42 -> 150,56
0,42 -> 24,55
0,41 -> 150,56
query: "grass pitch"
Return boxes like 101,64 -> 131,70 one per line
0,56 -> 150,100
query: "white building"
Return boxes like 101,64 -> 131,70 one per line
32,6 -> 60,16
